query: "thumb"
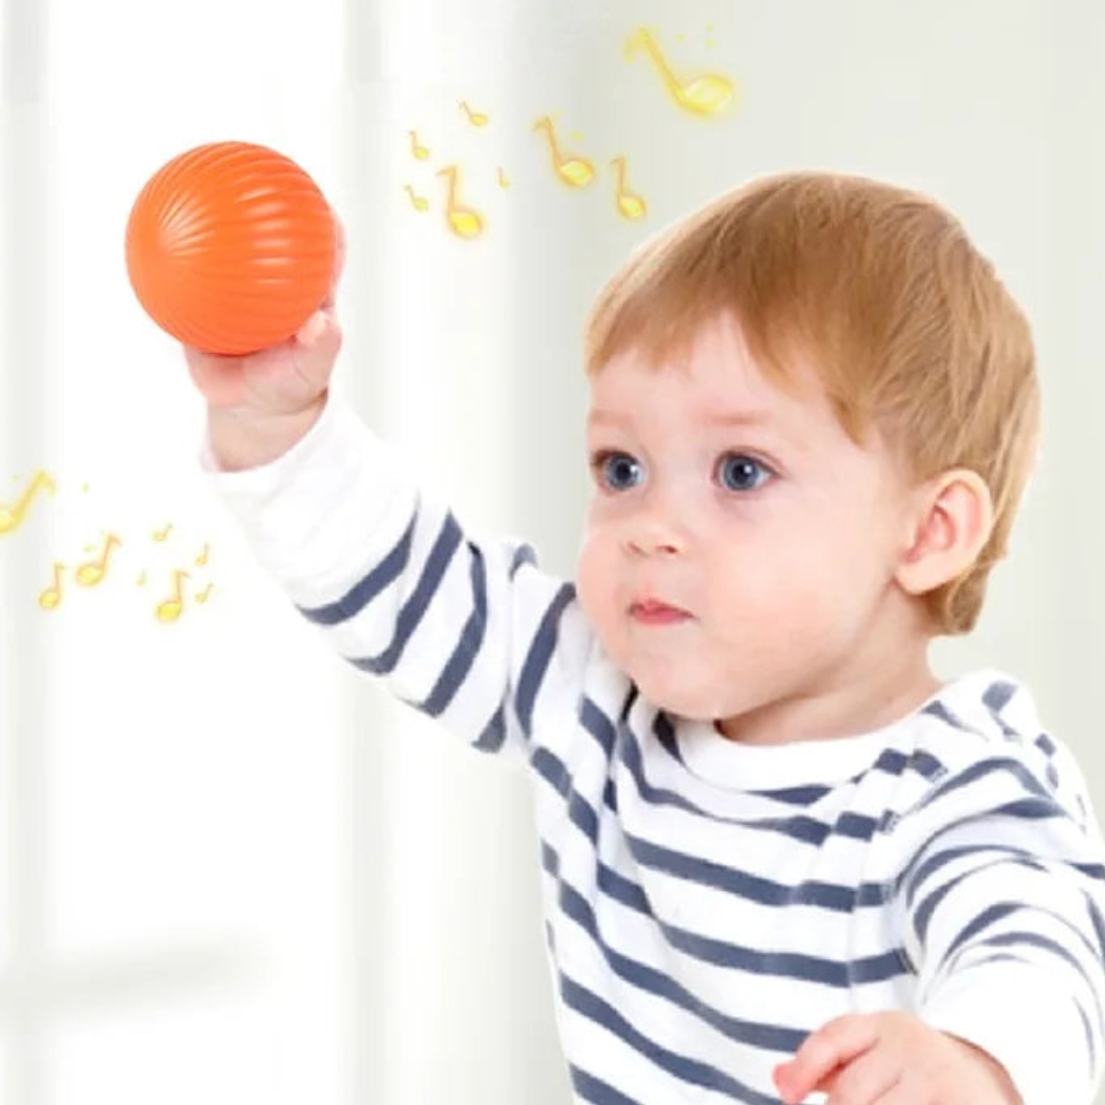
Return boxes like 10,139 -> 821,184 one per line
284,308 -> 342,393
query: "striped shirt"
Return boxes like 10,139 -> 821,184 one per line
205,397 -> 1105,1105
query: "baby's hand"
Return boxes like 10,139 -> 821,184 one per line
773,1011 -> 1021,1105
185,212 -> 346,419
186,213 -> 346,471
184,305 -> 342,418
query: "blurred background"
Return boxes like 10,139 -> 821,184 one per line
0,0 -> 1103,1102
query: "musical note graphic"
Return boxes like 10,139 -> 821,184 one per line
625,27 -> 736,116
435,166 -> 485,239
532,116 -> 595,187
404,184 -> 429,212
155,569 -> 189,623
75,533 -> 121,587
497,167 -> 510,189
459,101 -> 489,127
0,470 -> 55,536
195,543 -> 210,567
408,130 -> 430,160
152,523 -> 173,542
38,562 -> 65,611
136,570 -> 147,586
195,583 -> 214,605
611,156 -> 648,220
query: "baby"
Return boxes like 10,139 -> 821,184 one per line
187,172 -> 1105,1105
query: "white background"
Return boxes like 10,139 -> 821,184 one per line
0,0 -> 1103,1102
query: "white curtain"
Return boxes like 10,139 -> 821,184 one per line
1,1 -> 1103,1102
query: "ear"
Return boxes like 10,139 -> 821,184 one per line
895,469 -> 994,597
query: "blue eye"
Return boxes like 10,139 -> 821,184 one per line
594,451 -> 644,491
718,453 -> 772,492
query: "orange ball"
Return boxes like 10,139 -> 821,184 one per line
125,141 -> 337,355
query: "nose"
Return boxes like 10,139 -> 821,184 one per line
623,496 -> 687,557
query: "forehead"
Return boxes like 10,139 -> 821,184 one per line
587,313 -> 833,435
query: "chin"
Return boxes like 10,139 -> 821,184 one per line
628,670 -> 723,720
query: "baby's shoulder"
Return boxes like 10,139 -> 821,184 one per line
898,668 -> 1094,832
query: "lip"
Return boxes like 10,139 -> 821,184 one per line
629,598 -> 691,624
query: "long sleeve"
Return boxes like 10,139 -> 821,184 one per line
893,746 -> 1105,1105
201,396 -> 595,758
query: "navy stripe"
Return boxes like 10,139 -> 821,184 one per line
901,846 -> 1044,910
983,680 -> 1017,715
533,748 -> 600,844
299,512 -> 416,625
536,734 -> 891,917
473,702 -> 507,752
581,696 -> 619,760
625,832 -> 889,911
420,543 -> 487,717
594,854 -> 907,984
947,909 -> 1102,979
569,1066 -> 641,1105
547,848 -> 807,1051
514,582 -> 576,732
943,927 -> 1103,1064
619,718 -> 943,847
917,757 -> 1058,813
922,699 -> 974,733
509,543 -> 536,575
628,719 -> 880,844
348,513 -> 463,674
559,973 -> 780,1105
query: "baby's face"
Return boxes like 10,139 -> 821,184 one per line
577,312 -> 919,736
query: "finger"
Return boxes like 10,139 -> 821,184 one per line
182,343 -> 248,405
320,208 -> 346,311
821,1047 -> 900,1105
868,1072 -> 909,1105
288,310 -> 342,390
774,1015 -> 881,1104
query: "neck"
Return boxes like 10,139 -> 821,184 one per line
716,598 -> 939,746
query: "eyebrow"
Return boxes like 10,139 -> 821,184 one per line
587,408 -> 777,428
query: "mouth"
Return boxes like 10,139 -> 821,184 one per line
629,598 -> 691,625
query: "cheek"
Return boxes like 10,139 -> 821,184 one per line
576,530 -> 614,628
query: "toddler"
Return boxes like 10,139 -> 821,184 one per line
187,172 -> 1105,1105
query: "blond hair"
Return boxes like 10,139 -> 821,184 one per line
583,172 -> 1039,635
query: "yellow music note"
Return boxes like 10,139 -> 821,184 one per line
76,533 -> 121,587
435,166 -> 485,239
459,101 -> 489,127
625,27 -> 736,115
153,523 -> 172,542
611,156 -> 648,220
195,543 -> 210,567
532,117 -> 595,188
38,562 -> 65,610
136,570 -> 147,586
404,184 -> 429,212
195,582 -> 214,604
155,569 -> 189,623
408,130 -> 430,160
497,167 -> 510,189
0,470 -> 55,536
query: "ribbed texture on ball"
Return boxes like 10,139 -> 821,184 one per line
125,142 -> 336,355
